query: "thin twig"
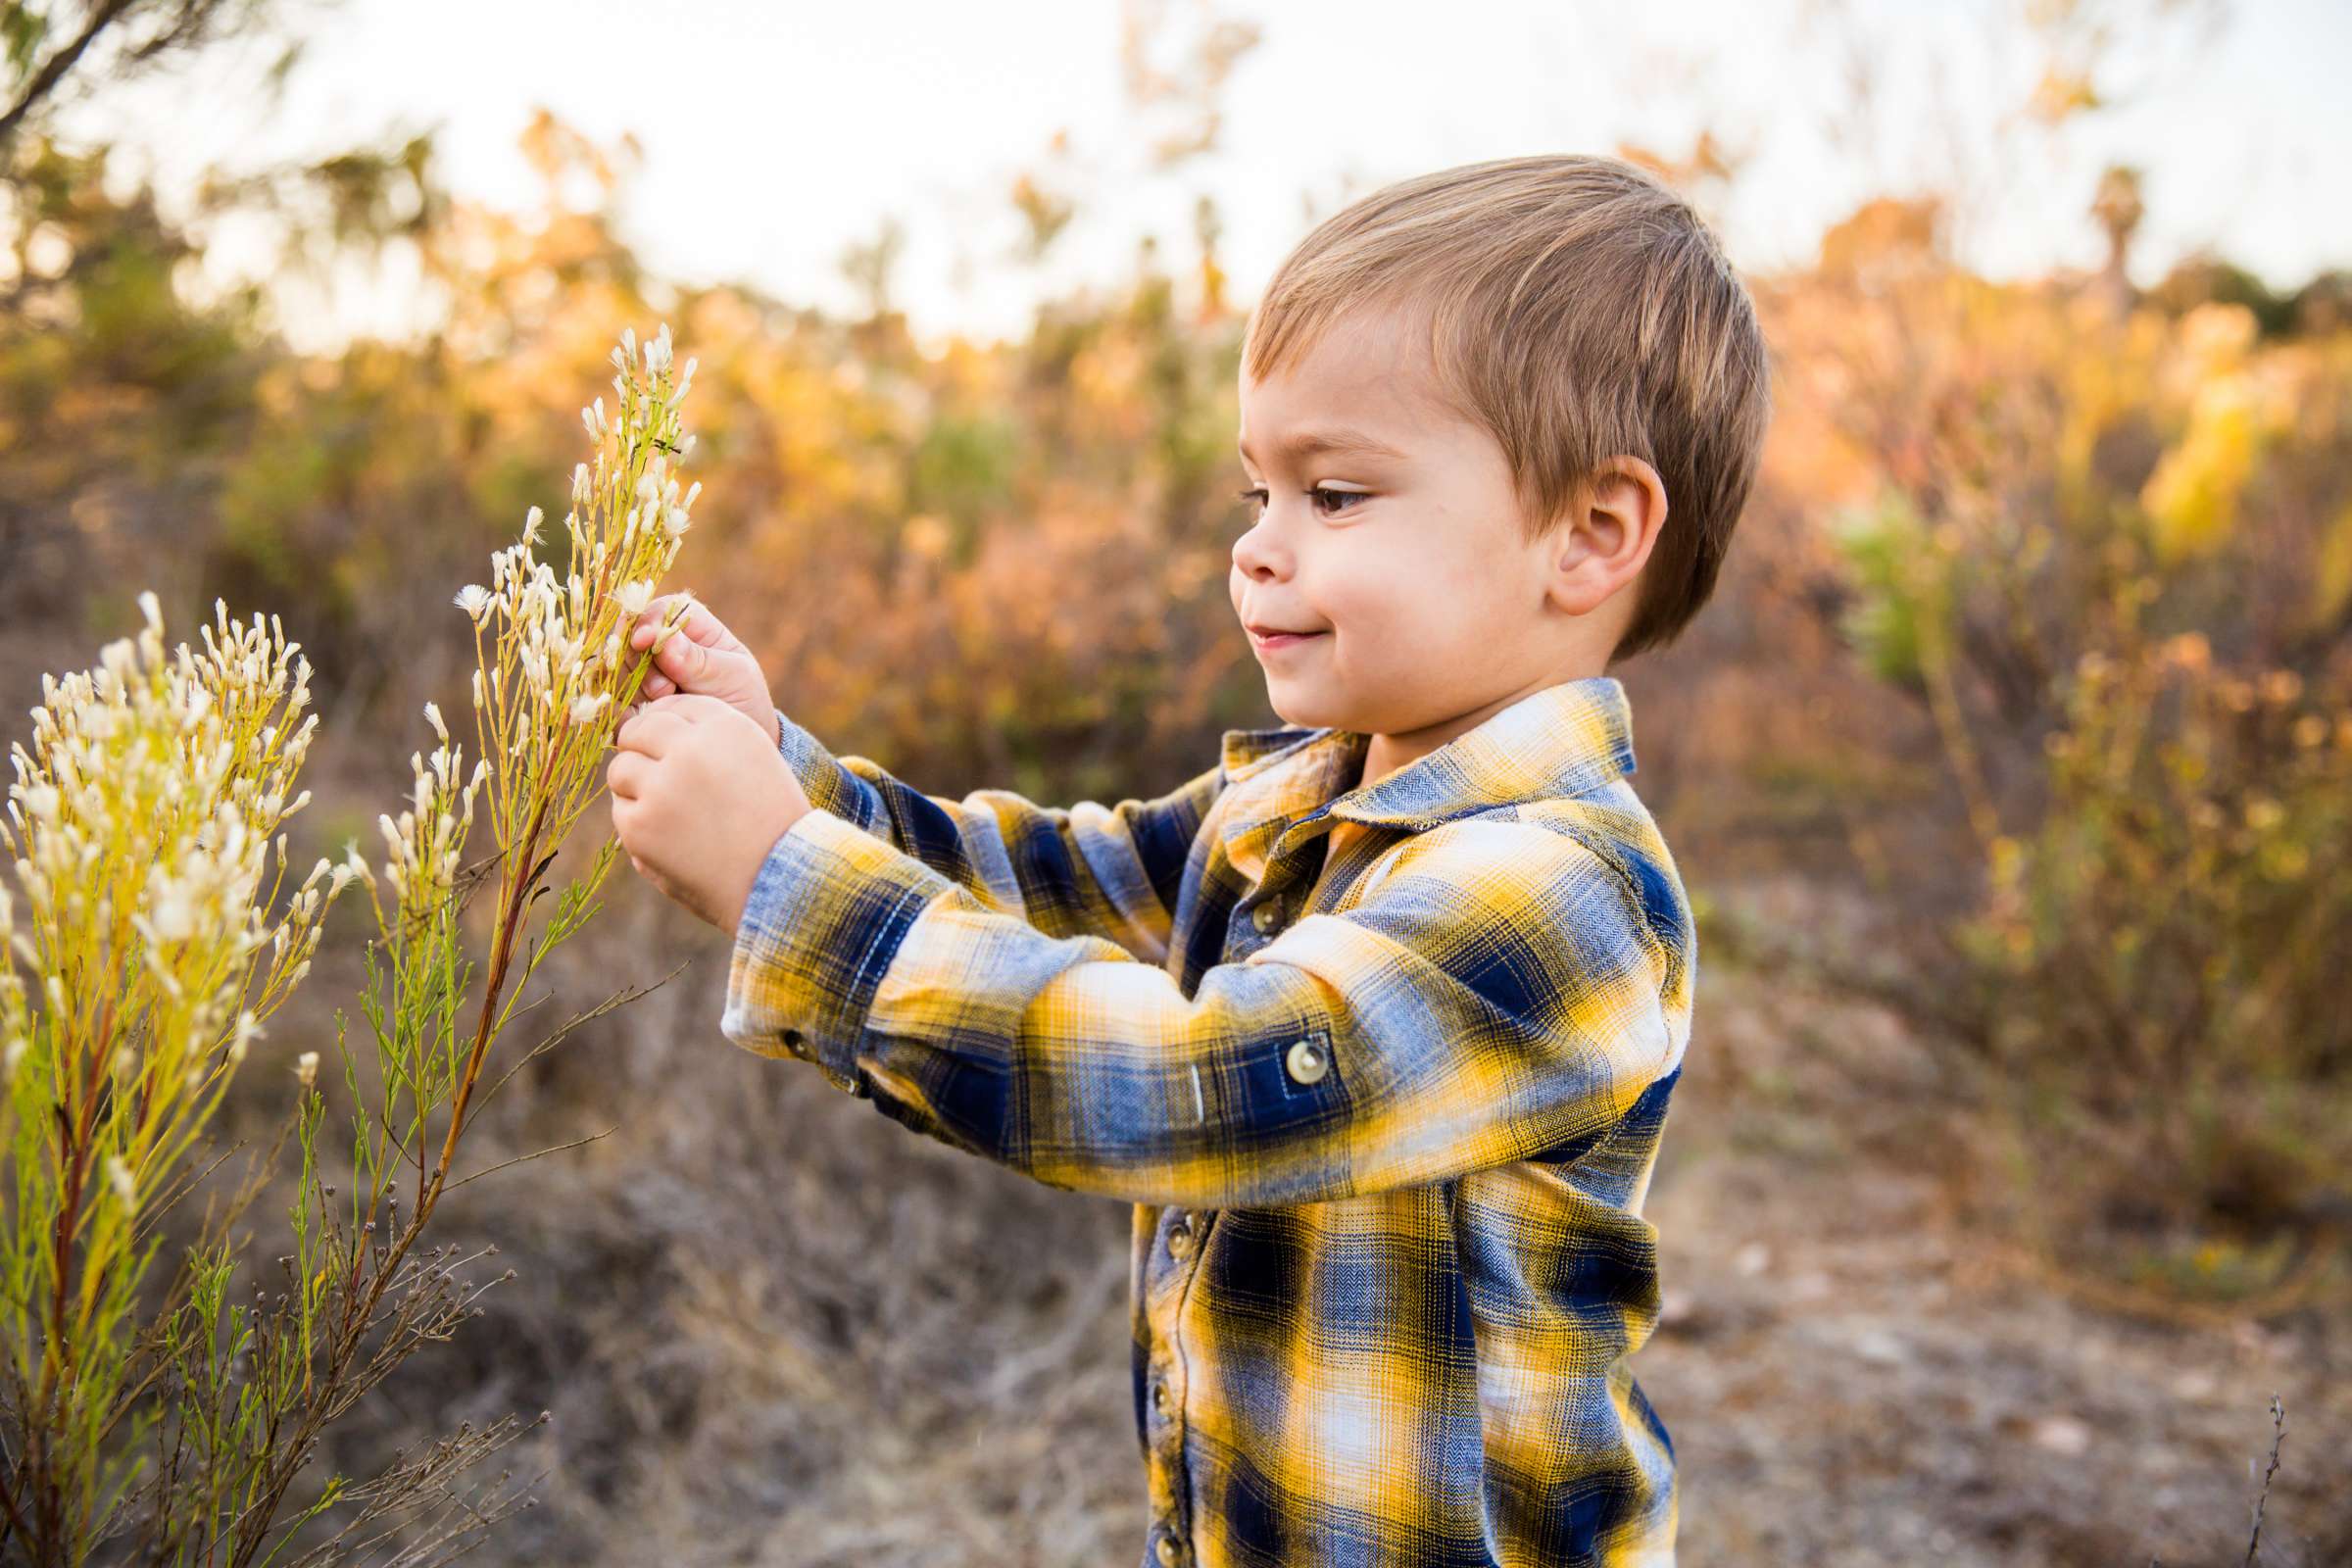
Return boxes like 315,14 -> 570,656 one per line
443,1126 -> 618,1193
2242,1393 -> 2285,1568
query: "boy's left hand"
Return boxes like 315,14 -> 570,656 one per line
609,694 -> 811,934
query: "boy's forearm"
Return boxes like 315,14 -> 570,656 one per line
723,808 -> 1680,1210
767,707 -> 1224,961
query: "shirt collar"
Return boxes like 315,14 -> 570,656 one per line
1214,676 -> 1639,877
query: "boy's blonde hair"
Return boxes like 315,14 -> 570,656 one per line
1242,154 -> 1772,663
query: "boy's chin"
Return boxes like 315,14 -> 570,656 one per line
1263,682 -> 1348,731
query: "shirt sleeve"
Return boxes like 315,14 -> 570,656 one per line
773,709 -> 1223,964
720,805 -> 1680,1209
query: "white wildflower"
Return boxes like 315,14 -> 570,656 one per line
151,893 -> 194,944
423,701 -> 448,742
455,584 -> 494,623
227,1009 -> 261,1066
569,692 -> 611,726
616,581 -> 653,618
523,506 -> 544,546
106,1155 -> 137,1209
295,1050 -> 318,1089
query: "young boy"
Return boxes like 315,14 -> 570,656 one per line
605,153 -> 1771,1567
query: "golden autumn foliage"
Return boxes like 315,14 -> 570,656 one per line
6,94 -> 2349,1325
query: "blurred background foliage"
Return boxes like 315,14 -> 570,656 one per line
2,0 -> 2348,1561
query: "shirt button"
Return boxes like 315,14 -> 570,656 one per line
782,1028 -> 806,1054
1152,1378 -> 1172,1414
1250,897 -> 1286,934
1285,1038 -> 1330,1085
1154,1535 -> 1184,1566
1166,1216 -> 1195,1259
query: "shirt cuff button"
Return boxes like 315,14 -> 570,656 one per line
1284,1037 -> 1330,1084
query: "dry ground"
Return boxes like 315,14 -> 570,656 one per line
302,871 -> 2348,1567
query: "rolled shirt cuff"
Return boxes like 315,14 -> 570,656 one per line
720,808 -> 954,1093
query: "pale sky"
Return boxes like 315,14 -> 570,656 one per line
52,0 -> 2352,354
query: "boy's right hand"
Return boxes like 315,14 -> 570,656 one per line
626,594 -> 778,744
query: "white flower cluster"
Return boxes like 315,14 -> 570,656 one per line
374,700 -> 489,906
1,594 -> 346,1114
446,322 -> 700,842
0,879 -> 21,1085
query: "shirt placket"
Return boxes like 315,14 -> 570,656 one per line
1146,770 -> 1367,1564
1142,1200 -> 1214,1562
1145,838 -> 1331,1566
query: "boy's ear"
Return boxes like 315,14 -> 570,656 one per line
1544,456 -> 1668,615
1581,456 -> 1670,569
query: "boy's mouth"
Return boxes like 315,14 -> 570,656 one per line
1248,625 -> 1329,653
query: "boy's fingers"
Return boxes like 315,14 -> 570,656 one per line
612,706 -> 684,757
649,692 -> 728,724
608,751 -> 649,798
630,593 -> 699,645
631,596 -> 727,653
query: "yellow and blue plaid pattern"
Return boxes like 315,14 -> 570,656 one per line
723,675 -> 1692,1567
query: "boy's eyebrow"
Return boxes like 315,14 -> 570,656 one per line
1237,427 -> 1410,466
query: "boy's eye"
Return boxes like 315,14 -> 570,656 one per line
1234,486 -> 1367,519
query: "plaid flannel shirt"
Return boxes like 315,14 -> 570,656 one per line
723,675 -> 1691,1567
